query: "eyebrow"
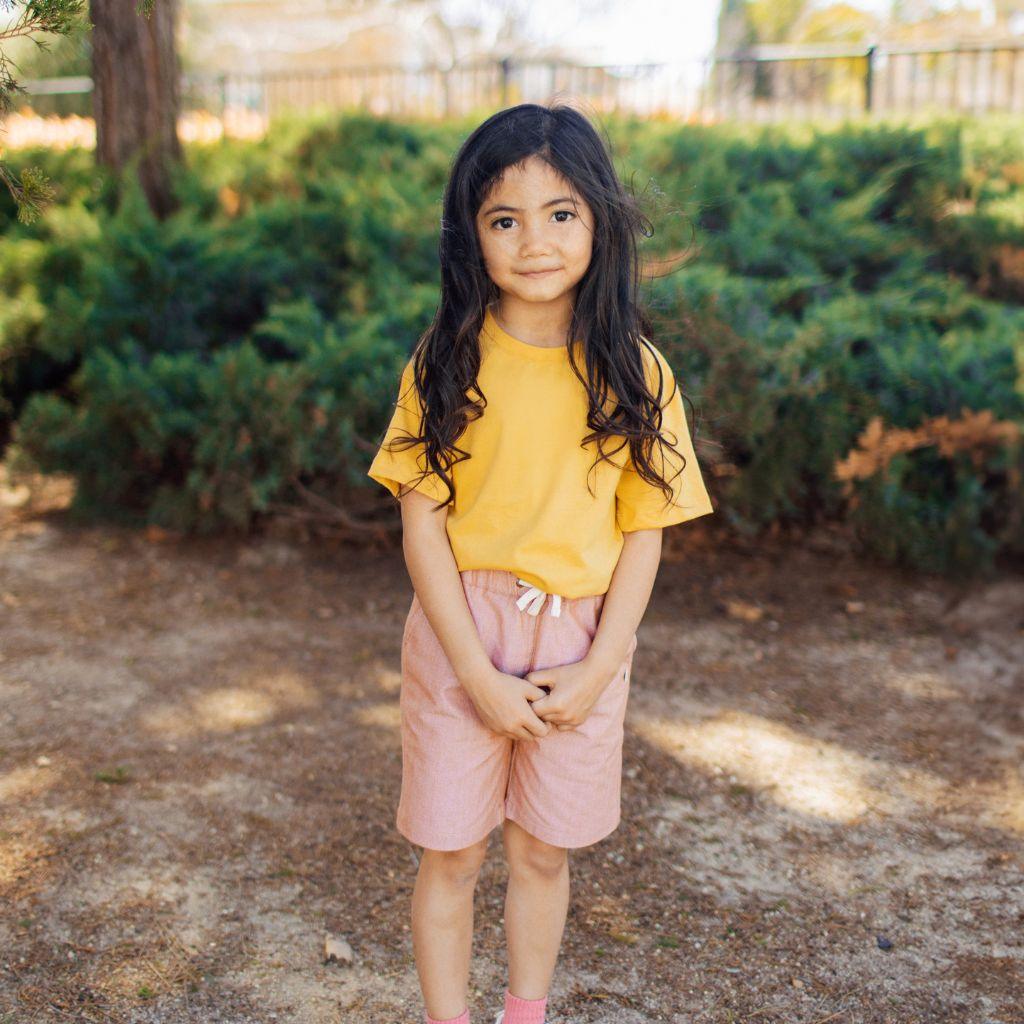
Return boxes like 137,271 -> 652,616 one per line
479,196 -> 576,217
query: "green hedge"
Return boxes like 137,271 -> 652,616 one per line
1,111 -> 1022,575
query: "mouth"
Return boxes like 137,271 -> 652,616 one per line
519,268 -> 561,278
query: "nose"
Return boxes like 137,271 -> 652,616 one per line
518,220 -> 553,257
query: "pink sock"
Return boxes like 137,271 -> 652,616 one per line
503,988 -> 547,1024
424,1008 -> 469,1024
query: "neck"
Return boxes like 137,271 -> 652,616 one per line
489,296 -> 576,349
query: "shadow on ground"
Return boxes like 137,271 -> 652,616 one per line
1,473 -> 1022,1023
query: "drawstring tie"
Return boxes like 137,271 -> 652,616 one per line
515,578 -> 562,617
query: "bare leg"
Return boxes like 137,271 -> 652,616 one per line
411,838 -> 490,1020
501,818 -> 570,999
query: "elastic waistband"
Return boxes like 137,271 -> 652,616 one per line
459,568 -> 529,597
458,568 -> 605,605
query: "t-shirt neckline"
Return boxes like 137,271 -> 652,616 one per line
482,305 -> 577,361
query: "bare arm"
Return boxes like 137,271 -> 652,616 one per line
583,527 -> 663,682
400,488 -> 493,685
525,527 -> 663,730
399,488 -> 551,740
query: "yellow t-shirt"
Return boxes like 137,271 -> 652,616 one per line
366,306 -> 714,598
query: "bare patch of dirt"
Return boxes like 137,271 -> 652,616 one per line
1,470 -> 1022,1023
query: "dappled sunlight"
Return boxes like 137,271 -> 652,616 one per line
191,686 -> 285,732
882,668 -> 962,701
141,688 -> 277,736
354,701 -> 401,730
0,829 -> 51,890
0,762 -> 60,803
631,708 -> 938,823
972,767 -> 1024,835
375,666 -> 402,695
138,671 -> 318,738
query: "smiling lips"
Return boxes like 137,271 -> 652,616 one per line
520,268 -> 561,276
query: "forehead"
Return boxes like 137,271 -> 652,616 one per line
480,156 -> 578,205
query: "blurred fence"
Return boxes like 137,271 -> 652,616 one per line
8,43 -> 1024,138
713,41 -> 1024,120
177,58 -> 714,122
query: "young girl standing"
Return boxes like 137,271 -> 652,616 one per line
367,102 -> 714,1024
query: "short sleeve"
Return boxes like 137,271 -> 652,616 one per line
615,346 -> 715,532
366,359 -> 450,503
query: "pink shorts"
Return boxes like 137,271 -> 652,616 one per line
397,568 -> 638,851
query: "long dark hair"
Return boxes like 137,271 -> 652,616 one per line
386,101 -> 697,511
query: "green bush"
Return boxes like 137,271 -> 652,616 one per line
2,112 -> 1023,576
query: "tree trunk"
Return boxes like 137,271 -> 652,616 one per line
90,0 -> 182,219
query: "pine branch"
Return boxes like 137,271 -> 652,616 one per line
0,0 -> 89,222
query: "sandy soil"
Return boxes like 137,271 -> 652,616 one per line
1,470 -> 1022,1024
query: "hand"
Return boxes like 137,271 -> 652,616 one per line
463,666 -> 552,741
525,656 -> 618,732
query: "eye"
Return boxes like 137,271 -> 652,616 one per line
491,205 -> 581,228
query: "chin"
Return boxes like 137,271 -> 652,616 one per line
513,277 -> 573,296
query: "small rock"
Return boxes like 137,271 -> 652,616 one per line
36,756 -> 51,767
876,934 -> 893,950
323,933 -> 354,966
724,598 -> 763,622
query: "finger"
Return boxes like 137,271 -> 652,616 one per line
523,716 -> 550,739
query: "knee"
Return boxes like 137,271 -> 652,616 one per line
422,838 -> 488,885
507,834 -> 568,880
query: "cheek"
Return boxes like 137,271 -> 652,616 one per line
568,230 -> 594,267
476,235 -> 498,268
481,237 -> 515,273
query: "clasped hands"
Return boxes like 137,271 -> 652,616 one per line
465,654 -> 621,741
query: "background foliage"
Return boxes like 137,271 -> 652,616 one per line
1,111 -> 1021,575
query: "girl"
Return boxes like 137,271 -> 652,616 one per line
366,102 -> 714,1024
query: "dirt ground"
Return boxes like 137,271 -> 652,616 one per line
1,469 -> 1022,1024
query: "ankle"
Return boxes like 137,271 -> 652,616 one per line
425,1008 -> 469,1024
503,988 -> 547,1024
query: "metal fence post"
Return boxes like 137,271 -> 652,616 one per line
219,72 -> 228,122
500,57 -> 511,106
865,44 -> 876,112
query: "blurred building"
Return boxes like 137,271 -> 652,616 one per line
180,0 -> 570,74
184,0 -> 467,73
